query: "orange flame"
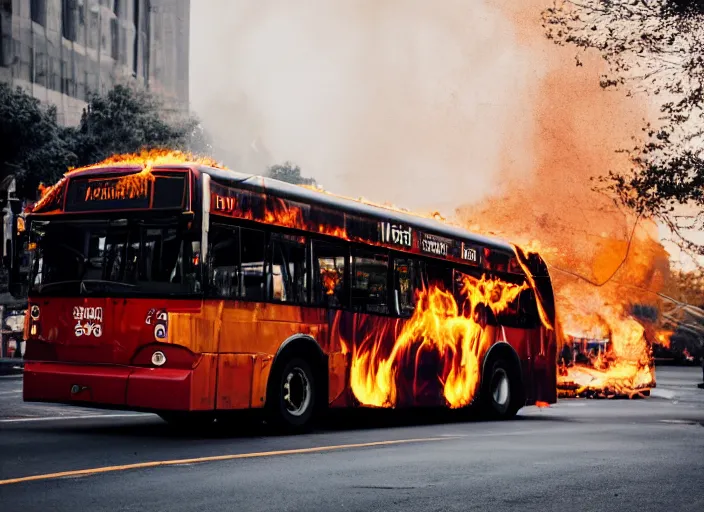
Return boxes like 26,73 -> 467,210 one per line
77,149 -> 227,199
557,305 -> 655,398
264,198 -> 306,230
320,268 -> 341,296
67,148 -> 227,173
347,273 -> 528,409
318,225 -> 348,238
30,177 -> 68,212
30,149 -> 229,213
654,330 -> 672,349
229,194 -> 350,239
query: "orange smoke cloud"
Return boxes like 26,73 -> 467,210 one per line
458,1 -> 669,396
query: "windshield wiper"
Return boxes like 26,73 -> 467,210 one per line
36,281 -> 82,294
79,280 -> 138,295
81,280 -> 137,289
37,280 -> 137,295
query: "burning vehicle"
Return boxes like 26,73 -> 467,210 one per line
558,329 -> 654,399
555,300 -> 657,398
560,334 -> 610,367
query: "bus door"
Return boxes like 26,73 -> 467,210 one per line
311,239 -> 350,406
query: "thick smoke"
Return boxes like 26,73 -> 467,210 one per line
191,0 -> 544,212
456,1 -> 670,304
190,0 -> 669,299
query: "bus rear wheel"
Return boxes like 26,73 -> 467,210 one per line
266,357 -> 316,433
481,358 -> 520,420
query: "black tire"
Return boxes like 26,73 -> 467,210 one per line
266,357 -> 317,433
481,358 -> 521,420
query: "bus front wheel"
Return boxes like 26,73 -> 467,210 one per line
266,356 -> 317,433
481,358 -> 520,420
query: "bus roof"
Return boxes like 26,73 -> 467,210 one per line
196,165 -> 516,254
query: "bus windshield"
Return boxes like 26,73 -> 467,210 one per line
29,218 -> 202,297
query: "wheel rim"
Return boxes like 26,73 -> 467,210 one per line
283,367 -> 311,417
491,369 -> 510,408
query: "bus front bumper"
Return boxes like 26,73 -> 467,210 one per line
23,359 -> 217,412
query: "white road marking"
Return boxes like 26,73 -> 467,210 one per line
0,390 -> 22,395
659,419 -> 699,425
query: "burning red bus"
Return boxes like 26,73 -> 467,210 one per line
20,157 -> 558,430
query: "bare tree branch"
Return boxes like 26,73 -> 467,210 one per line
543,1 -> 704,258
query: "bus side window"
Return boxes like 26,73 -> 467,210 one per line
270,233 -> 308,304
418,260 -> 453,292
393,258 -> 416,317
452,269 -> 473,317
312,241 -> 347,308
351,251 -> 389,315
208,225 -> 240,298
241,228 -> 266,301
514,287 -> 539,328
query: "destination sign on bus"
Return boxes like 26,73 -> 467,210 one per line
64,178 -> 150,211
86,180 -> 148,202
420,233 -> 451,257
379,222 -> 412,248
461,243 -> 480,264
64,174 -> 187,212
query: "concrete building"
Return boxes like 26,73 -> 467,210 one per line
0,0 -> 189,126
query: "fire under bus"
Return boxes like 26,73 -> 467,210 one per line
21,162 -> 558,430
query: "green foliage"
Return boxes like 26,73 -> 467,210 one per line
0,83 -> 76,197
71,84 -> 212,167
0,83 -> 213,201
267,162 -> 316,186
542,0 -> 704,255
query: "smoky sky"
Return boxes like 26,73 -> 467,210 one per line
189,0 -> 547,214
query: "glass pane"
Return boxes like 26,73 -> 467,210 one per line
313,242 -> 346,308
209,225 -> 239,298
240,228 -> 265,301
352,253 -> 388,315
421,260 -> 453,291
29,218 -> 201,296
394,258 -> 416,317
271,234 -> 308,304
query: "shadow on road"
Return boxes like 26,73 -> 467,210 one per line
20,406 -> 571,441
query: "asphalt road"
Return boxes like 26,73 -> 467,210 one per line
0,366 -> 702,512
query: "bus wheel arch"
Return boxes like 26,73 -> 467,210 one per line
265,335 -> 328,432
480,342 -> 524,419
